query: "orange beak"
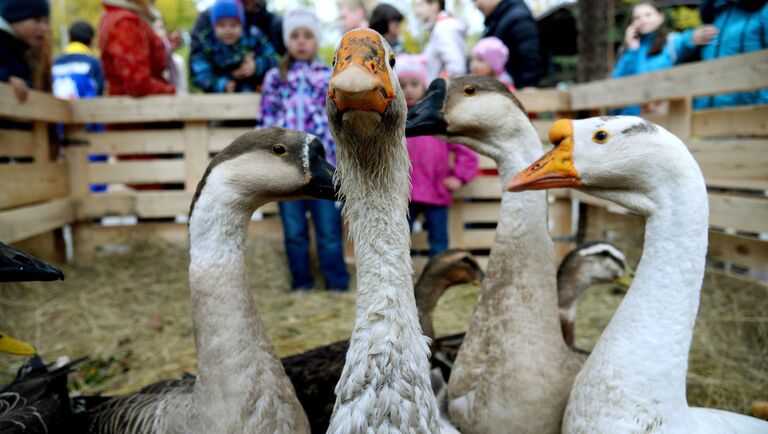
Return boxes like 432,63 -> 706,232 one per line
328,29 -> 394,114
506,119 -> 580,192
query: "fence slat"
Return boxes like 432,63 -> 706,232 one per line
692,105 -> 768,138
709,193 -> 768,234
0,198 -> 74,243
0,164 -> 69,210
88,161 -> 185,184
76,130 -> 186,154
708,231 -> 768,272
208,127 -> 253,152
0,130 -> 34,157
0,84 -> 71,122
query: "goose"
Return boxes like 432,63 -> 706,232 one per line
79,128 -> 339,433
506,116 -> 768,434
406,75 -> 583,433
325,29 -> 443,432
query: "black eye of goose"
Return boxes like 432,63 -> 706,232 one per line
389,56 -> 396,68
592,130 -> 609,143
463,85 -> 477,96
272,144 -> 287,156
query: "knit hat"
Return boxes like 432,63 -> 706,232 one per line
0,0 -> 49,24
282,8 -> 321,46
210,0 -> 245,26
395,54 -> 428,87
471,37 -> 509,78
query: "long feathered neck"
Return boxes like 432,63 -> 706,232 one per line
328,110 -> 440,432
188,187 -> 308,433
414,273 -> 453,342
583,171 -> 709,407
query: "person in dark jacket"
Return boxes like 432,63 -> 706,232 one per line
695,0 -> 768,109
474,0 -> 542,88
52,20 -> 104,100
0,0 -> 50,102
191,0 -> 285,87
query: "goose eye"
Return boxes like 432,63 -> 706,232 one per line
272,144 -> 287,156
592,130 -> 609,143
389,56 -> 396,68
463,85 -> 477,96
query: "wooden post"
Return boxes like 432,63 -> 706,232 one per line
32,121 -> 50,163
184,121 -> 210,193
666,96 -> 692,142
549,194 -> 574,263
584,205 -> 606,241
449,201 -> 465,249
65,126 -> 90,200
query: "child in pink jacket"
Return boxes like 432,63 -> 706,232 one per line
398,54 -> 478,257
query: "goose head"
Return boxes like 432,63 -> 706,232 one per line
405,76 -> 531,162
189,128 -> 338,215
415,249 -> 484,309
507,116 -> 703,215
557,241 -> 633,309
326,28 -> 405,143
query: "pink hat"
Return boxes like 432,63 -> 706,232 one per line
471,37 -> 509,77
396,54 -> 428,87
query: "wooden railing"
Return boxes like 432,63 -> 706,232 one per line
1,49 -> 766,277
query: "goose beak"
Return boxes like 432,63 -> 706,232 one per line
506,119 -> 580,192
328,30 -> 394,114
614,266 -> 635,289
304,138 -> 339,201
0,332 -> 36,356
0,241 -> 65,282
405,78 -> 448,137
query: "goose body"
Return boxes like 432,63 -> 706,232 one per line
325,29 -> 442,432
81,128 -> 338,433
406,76 -> 583,433
507,116 -> 768,434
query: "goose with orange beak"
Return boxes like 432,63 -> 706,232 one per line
326,30 -> 445,433
507,116 -> 768,434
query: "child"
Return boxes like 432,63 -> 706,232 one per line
470,36 -> 515,91
0,0 -> 50,102
53,20 -> 104,101
398,54 -> 479,257
259,8 -> 350,291
190,0 -> 278,93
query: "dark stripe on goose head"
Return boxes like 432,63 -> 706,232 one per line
621,120 -> 658,136
557,241 -> 626,281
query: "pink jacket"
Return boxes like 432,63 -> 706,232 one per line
408,135 -> 478,206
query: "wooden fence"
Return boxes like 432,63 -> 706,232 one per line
1,49 -> 766,278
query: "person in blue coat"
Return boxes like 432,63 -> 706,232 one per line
695,0 -> 768,109
611,2 -> 716,115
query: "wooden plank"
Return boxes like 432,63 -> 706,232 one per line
65,142 -> 90,199
0,129 -> 34,157
88,160 -> 185,184
664,97 -> 692,141
688,139 -> 768,182
32,122 -> 50,163
705,179 -> 768,191
708,231 -> 768,272
73,130 -> 186,154
477,154 -> 496,170
708,193 -> 768,234
516,89 -> 571,113
69,93 -> 261,124
0,83 -> 71,123
456,176 -> 502,199
0,198 -> 74,243
184,121 -> 210,191
570,50 -> 768,110
0,163 -> 69,210
13,231 -> 64,263
209,127 -> 252,152
692,105 -> 768,138
461,201 -> 500,222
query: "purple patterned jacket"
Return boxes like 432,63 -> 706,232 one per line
258,59 -> 337,165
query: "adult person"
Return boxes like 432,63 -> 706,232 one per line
369,3 -> 405,53
473,0 -> 542,88
415,0 -> 467,82
612,1 -> 715,115
192,0 -> 285,75
695,0 -> 768,109
338,0 -> 372,32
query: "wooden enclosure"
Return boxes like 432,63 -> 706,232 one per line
1,49 -> 766,280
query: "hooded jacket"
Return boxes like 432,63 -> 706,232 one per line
423,11 -> 468,82
0,16 -> 32,86
483,0 -> 542,88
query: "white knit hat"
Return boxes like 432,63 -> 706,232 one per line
282,8 -> 321,46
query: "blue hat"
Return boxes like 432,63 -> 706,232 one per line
210,0 -> 245,26
0,0 -> 50,24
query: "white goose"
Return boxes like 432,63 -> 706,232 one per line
325,29 -> 443,433
82,128 -> 331,433
407,76 -> 583,433
507,116 -> 768,434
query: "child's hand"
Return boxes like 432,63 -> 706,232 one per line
692,25 -> 718,46
9,76 -> 29,102
624,23 -> 641,50
233,53 -> 256,79
443,176 -> 462,191
226,80 -> 237,93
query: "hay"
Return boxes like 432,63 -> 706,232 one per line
0,232 -> 765,417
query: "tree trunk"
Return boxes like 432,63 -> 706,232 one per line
577,0 -> 613,82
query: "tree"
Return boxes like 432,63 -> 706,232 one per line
577,0 -> 613,82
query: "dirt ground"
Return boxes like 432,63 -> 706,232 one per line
0,230 -> 765,416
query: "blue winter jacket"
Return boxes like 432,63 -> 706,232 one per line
52,42 -> 105,99
611,31 -> 698,115
694,0 -> 768,109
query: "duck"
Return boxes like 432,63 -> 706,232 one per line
79,128 -> 340,433
406,75 -> 583,433
325,29 -> 443,432
506,116 -> 768,434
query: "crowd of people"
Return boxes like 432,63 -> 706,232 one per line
1,0 -> 766,290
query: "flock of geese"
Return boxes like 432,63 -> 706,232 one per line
1,29 -> 766,434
